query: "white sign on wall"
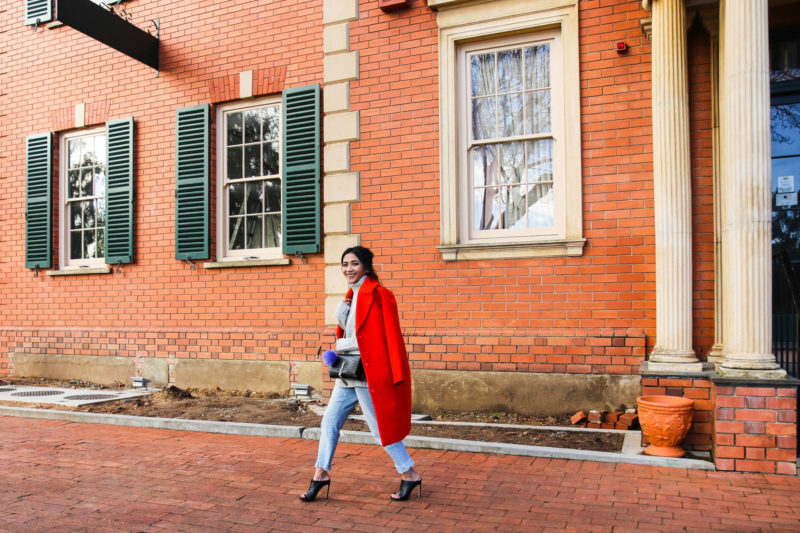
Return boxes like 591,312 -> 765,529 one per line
777,175 -> 795,194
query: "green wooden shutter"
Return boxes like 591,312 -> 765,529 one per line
282,84 -> 321,255
25,133 -> 52,269
175,104 -> 210,260
105,117 -> 134,264
25,0 -> 52,25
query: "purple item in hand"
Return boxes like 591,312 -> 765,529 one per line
322,349 -> 338,367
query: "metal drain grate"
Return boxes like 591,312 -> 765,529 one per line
11,389 -> 64,397
62,394 -> 119,401
0,387 -> 17,392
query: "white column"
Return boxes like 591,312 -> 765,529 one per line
648,0 -> 701,371
718,0 -> 786,378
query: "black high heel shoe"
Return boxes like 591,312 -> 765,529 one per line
390,478 -> 422,501
299,478 -> 331,502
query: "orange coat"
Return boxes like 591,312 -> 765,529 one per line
336,276 -> 411,446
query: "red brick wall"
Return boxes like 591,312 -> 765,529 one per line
687,21 -> 716,356
347,0 -> 659,375
3,0 -> 724,386
713,383 -> 798,475
0,1 -> 325,374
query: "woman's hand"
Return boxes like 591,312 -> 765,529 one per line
343,297 -> 352,306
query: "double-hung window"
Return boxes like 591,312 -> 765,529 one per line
437,0 -> 583,261
218,98 -> 283,258
465,36 -> 557,237
61,128 -> 107,267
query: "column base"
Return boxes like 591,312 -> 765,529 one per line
648,348 -> 700,370
706,344 -> 724,364
643,360 -> 704,373
716,366 -> 788,379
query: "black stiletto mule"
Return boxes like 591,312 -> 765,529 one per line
299,479 -> 331,502
390,478 -> 422,501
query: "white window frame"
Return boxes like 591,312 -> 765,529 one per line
459,31 -> 564,242
59,126 -> 107,270
436,0 -> 584,261
215,96 -> 283,261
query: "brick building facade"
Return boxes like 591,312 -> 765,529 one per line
3,0 -> 798,473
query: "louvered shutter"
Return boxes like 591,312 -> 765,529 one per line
281,84 -> 321,255
175,104 -> 210,260
24,0 -> 52,25
25,133 -> 52,269
105,117 -> 134,264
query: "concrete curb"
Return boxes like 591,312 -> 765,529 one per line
0,405 -> 715,471
0,405 -> 303,439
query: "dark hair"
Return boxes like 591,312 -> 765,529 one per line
341,246 -> 379,281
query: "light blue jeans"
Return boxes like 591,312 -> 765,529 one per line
315,381 -> 415,474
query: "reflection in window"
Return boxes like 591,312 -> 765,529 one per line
224,104 -> 281,252
469,43 -> 554,232
66,133 -> 106,262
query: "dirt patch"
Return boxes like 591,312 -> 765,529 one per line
2,378 -> 625,452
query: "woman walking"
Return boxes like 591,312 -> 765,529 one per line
299,246 -> 422,502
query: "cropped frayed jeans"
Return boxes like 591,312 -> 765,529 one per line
315,381 -> 415,474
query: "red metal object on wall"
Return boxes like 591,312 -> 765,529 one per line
379,0 -> 410,12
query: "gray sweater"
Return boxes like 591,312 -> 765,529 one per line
334,275 -> 368,388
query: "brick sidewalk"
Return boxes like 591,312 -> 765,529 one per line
0,416 -> 798,532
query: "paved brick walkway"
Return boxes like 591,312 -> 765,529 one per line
1,416 -> 799,532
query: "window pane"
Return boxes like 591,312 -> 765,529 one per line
244,109 -> 260,144
227,112 -> 243,145
246,181 -> 263,214
474,186 -> 504,230
498,49 -> 522,93
525,45 -> 550,89
96,228 -> 105,257
525,182 -> 554,228
95,199 -> 106,226
68,170 -> 80,198
82,200 -> 95,229
245,216 -> 263,248
84,229 -> 96,259
244,145 -> 260,178
506,185 -> 526,229
81,168 -> 94,196
470,53 -> 495,97
499,93 -> 524,137
472,97 -> 496,140
228,182 -> 244,217
70,202 -> 82,229
472,144 -> 498,187
70,231 -> 82,260
526,139 -> 553,183
264,215 -> 281,248
229,217 -> 245,250
227,147 -> 243,180
68,140 -> 80,169
499,142 -> 524,186
525,90 -> 551,134
94,167 -> 105,198
263,142 -> 279,175
262,106 -> 280,141
94,135 -> 106,165
265,178 -> 281,212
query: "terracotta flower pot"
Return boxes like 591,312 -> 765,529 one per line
636,395 -> 694,457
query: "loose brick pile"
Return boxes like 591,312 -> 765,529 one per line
571,409 -> 639,430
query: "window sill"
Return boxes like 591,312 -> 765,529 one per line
46,267 -> 112,276
438,239 -> 586,261
204,258 -> 291,269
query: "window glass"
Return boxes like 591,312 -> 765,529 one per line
223,102 -> 282,255
64,132 -> 106,264
467,42 -> 554,234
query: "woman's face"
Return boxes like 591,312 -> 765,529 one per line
342,252 -> 366,284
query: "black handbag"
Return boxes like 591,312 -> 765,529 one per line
328,354 -> 366,381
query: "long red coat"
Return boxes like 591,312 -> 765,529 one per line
336,276 -> 411,446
